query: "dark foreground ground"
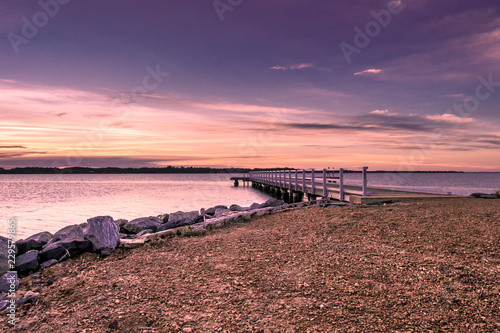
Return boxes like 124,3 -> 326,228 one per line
2,198 -> 500,332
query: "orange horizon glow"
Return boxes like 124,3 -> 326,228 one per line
1,80 -> 499,172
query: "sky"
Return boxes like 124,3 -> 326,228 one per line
1,0 -> 499,171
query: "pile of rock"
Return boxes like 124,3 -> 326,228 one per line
470,191 -> 500,199
0,198 -> 294,293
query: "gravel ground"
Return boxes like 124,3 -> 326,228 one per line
2,198 -> 500,332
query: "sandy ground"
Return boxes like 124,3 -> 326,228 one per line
2,198 -> 500,332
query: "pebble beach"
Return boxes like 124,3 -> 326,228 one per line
2,197 -> 500,332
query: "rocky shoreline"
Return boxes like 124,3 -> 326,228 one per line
0,198 -> 352,309
0,197 -> 498,332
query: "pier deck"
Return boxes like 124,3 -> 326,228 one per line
240,168 -> 466,204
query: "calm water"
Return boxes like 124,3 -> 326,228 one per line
1,172 -> 499,239
1,173 -> 271,240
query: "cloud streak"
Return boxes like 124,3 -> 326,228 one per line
270,63 -> 314,71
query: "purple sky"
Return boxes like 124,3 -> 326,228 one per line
1,0 -> 500,170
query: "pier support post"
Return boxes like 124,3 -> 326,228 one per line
234,180 -> 239,187
282,190 -> 290,203
362,166 -> 368,196
292,191 -> 303,203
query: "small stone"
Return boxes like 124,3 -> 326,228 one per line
40,259 -> 59,270
0,300 -> 10,311
108,319 -> 119,329
99,248 -> 113,257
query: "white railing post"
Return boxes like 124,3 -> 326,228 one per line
279,170 -> 282,187
339,168 -> 344,201
295,170 -> 298,192
323,169 -> 327,198
289,170 -> 292,192
311,169 -> 315,195
302,170 -> 306,193
362,166 -> 368,196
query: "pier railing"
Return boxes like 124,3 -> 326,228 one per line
248,167 -> 368,201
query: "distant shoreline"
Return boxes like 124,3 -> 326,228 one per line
0,166 -> 488,174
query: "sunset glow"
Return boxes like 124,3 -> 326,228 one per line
1,1 -> 499,171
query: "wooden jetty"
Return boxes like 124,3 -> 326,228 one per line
233,168 -> 465,204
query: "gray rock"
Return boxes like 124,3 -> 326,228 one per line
99,248 -> 113,257
44,223 -> 91,262
157,223 -> 175,232
15,250 -> 39,274
169,211 -> 200,225
38,242 -> 67,262
135,229 -> 153,237
214,208 -> 231,218
0,272 -> 19,293
260,199 -> 285,208
159,211 -> 200,231
249,203 -> 261,210
15,240 -> 30,256
22,231 -> 53,253
205,205 -> 228,215
0,300 -> 9,311
118,233 -> 129,239
229,204 -> 244,211
115,219 -> 128,228
84,216 -> 119,252
123,216 -> 161,234
49,224 -> 85,244
39,259 -> 58,270
0,236 -> 13,276
495,190 -> 500,199
157,214 -> 169,224
39,236 -> 91,262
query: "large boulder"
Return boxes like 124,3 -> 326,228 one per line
84,216 -> 119,253
0,236 -> 12,276
49,224 -> 85,243
249,203 -> 261,210
0,272 -> 19,293
205,205 -> 228,216
229,204 -> 244,212
214,208 -> 231,218
15,250 -> 39,274
39,237 -> 91,262
169,211 -> 200,224
38,242 -> 67,262
40,224 -> 90,261
123,217 -> 161,234
158,211 -> 201,231
16,231 -> 53,255
260,199 -> 285,208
